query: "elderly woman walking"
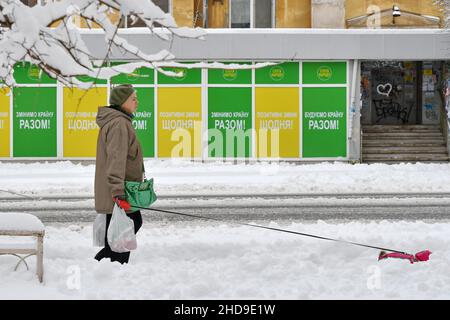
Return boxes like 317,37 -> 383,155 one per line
94,84 -> 144,264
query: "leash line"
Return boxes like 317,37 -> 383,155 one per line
134,206 -> 407,254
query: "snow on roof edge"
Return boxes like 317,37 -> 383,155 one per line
77,27 -> 450,35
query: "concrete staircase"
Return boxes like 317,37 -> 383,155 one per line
362,125 -> 450,164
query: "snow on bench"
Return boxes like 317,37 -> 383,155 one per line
0,213 -> 45,283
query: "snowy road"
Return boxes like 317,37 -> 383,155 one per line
3,195 -> 450,223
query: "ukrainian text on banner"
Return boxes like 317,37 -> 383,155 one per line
157,87 -> 202,158
255,88 -> 300,158
133,88 -> 155,158
110,63 -> 155,157
208,87 -> 252,158
13,87 -> 57,157
63,88 -> 106,157
302,87 -> 347,158
0,88 -> 10,157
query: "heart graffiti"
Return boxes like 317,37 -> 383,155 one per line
377,83 -> 393,97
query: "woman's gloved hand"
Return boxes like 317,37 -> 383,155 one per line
113,195 -> 131,211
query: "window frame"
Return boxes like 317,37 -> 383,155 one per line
228,0 -> 275,28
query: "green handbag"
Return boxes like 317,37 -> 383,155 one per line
124,177 -> 157,211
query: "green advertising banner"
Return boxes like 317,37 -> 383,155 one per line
133,88 -> 155,157
302,87 -> 347,158
14,62 -> 56,84
158,63 -> 201,85
13,87 -> 57,157
208,87 -> 252,158
302,62 -> 347,85
256,62 -> 299,85
110,62 -> 154,85
76,75 -> 107,85
208,62 -> 252,85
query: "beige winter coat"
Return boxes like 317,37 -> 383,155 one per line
94,106 -> 144,214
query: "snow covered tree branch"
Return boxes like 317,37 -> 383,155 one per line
0,0 -> 273,89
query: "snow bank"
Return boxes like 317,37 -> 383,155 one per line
1,160 -> 450,198
0,220 -> 449,299
0,213 -> 45,232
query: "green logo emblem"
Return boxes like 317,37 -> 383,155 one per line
317,66 -> 333,81
126,72 -> 140,82
222,69 -> 238,81
269,66 -> 285,81
27,64 -> 42,81
173,68 -> 187,81
126,69 -> 150,82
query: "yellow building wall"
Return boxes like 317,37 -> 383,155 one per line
172,0 -> 199,28
276,0 -> 311,28
346,0 -> 444,27
208,0 -> 229,28
47,1 -> 445,30
49,11 -> 120,29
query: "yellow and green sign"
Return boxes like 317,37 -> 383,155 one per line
208,62 -> 252,85
158,63 -> 201,85
133,88 -> 155,157
256,62 -> 299,85
110,63 -> 155,157
208,87 -> 252,158
5,60 -> 349,160
303,62 -> 346,84
110,62 -> 154,85
63,88 -> 106,157
0,88 -> 10,157
302,87 -> 347,158
13,87 -> 57,157
13,62 -> 56,84
255,88 -> 300,158
157,87 -> 202,158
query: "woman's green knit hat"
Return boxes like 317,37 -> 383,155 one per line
110,84 -> 135,106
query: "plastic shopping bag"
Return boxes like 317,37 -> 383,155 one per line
93,214 -> 106,247
107,204 -> 137,253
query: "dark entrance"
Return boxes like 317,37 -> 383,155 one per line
360,60 -> 449,164
361,61 -> 419,125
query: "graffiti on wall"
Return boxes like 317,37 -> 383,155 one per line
376,83 -> 392,97
373,98 -> 413,124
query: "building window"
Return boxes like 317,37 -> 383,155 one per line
255,0 -> 273,28
230,0 -> 274,28
206,0 -> 273,28
230,0 -> 250,28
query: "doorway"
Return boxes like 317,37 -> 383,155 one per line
361,61 -> 420,125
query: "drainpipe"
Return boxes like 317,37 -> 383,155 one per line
349,59 -> 360,163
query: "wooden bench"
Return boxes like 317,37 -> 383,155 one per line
0,213 -> 45,283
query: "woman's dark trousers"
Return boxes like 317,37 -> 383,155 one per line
94,211 -> 143,264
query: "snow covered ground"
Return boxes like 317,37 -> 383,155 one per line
0,220 -> 449,299
1,160 -> 450,299
2,160 -> 450,198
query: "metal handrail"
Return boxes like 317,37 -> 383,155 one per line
360,125 -> 363,163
